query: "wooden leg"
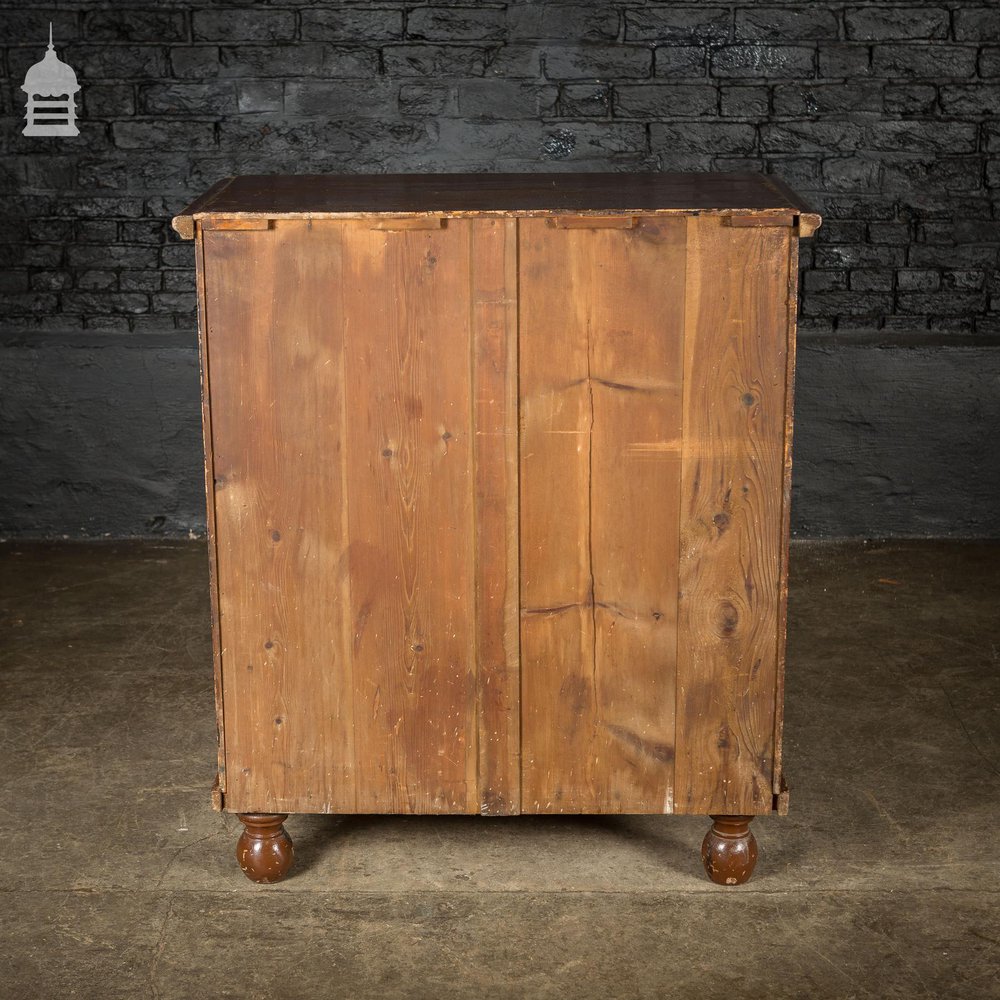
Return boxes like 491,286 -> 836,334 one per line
236,813 -> 294,883
701,815 -> 758,886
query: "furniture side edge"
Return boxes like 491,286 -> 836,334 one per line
772,225 -> 800,810
171,177 -> 237,239
194,229 -> 228,810
174,206 -> 819,226
797,212 -> 822,238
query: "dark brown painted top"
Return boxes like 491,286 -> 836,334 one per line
172,172 -> 820,238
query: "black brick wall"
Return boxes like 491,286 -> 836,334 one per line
1,1 -> 999,537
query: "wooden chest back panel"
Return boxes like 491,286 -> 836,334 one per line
338,220 -> 478,815
202,219 -> 519,814
673,218 -> 792,815
469,219 -> 522,816
197,210 -> 797,818
204,221 -> 356,815
518,217 -> 687,814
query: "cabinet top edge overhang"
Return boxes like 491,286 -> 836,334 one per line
172,172 -> 821,240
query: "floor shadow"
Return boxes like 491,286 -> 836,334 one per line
288,811 -> 710,883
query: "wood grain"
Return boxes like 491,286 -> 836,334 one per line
201,218 -> 519,815
339,219 -> 477,814
202,218 -> 271,232
471,219 -> 521,815
195,189 -> 808,822
204,220 -> 356,814
673,216 -> 792,816
519,216 -> 687,814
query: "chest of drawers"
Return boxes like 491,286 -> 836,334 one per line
174,173 -> 819,885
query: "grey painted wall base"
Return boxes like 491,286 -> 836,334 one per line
1,336 -> 204,538
1,338 -> 998,539
793,342 -> 1000,537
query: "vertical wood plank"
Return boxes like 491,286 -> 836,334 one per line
204,217 -> 513,817
674,216 -> 792,816
471,218 -> 521,815
588,220 -> 687,814
519,217 -> 686,813
519,219 -> 596,813
340,219 -> 478,814
205,221 -> 356,814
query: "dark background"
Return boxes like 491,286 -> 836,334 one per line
1,1 -> 998,538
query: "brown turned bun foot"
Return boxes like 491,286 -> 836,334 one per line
236,813 -> 294,883
701,815 -> 758,886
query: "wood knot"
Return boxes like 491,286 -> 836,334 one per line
713,512 -> 730,535
271,530 -> 281,542
713,600 -> 739,638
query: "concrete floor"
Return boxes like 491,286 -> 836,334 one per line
0,540 -> 998,999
